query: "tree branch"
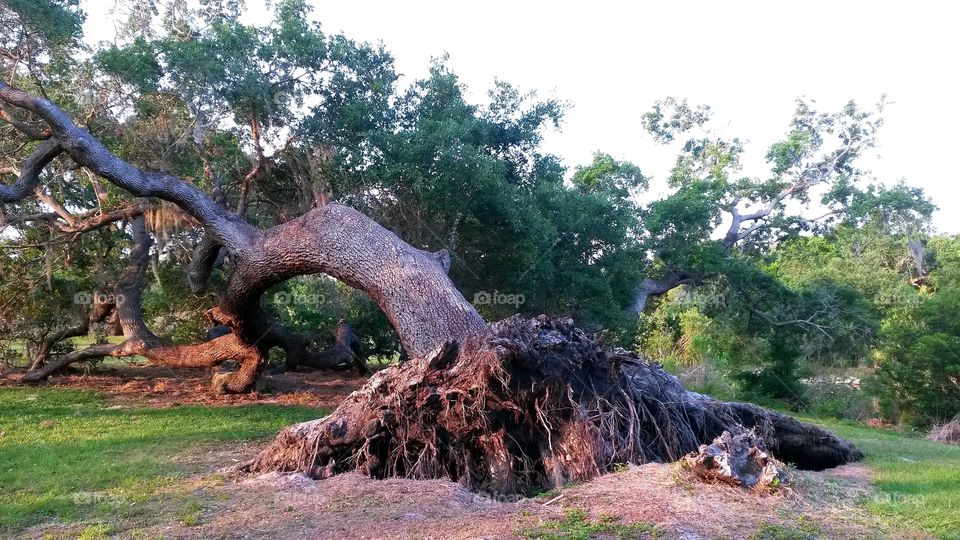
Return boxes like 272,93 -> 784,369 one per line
0,104 -> 52,140
0,137 -> 62,203
0,81 -> 258,252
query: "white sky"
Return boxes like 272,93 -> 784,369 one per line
83,0 -> 960,233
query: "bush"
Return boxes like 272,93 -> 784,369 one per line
802,382 -> 874,422
871,288 -> 960,426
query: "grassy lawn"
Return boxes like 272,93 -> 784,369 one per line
804,416 -> 960,539
0,387 -> 326,535
1,386 -> 956,539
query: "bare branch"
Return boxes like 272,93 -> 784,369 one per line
34,187 -> 77,225
58,204 -> 145,234
0,104 -> 52,140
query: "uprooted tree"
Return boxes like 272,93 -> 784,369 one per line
1,79 -> 862,494
0,79 -> 472,390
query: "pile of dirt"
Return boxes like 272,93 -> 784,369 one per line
81,463 -> 892,539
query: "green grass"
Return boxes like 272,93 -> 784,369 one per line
519,508 -> 659,539
0,387 -> 327,533
2,385 -> 956,538
803,415 -> 960,539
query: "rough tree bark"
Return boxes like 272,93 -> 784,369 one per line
1,81 -> 484,391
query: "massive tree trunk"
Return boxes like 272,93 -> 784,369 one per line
240,316 -> 862,495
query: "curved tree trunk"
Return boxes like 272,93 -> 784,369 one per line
2,82 -> 484,391
216,203 -> 485,358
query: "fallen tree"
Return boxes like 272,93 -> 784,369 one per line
2,81 -> 861,492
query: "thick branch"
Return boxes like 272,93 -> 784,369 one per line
21,343 -> 120,382
60,204 -> 146,234
187,236 -> 223,293
631,271 -> 703,313
0,138 -> 61,203
0,81 -> 257,252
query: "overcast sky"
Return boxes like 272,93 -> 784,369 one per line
84,0 -> 960,233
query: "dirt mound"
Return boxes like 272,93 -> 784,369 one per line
108,462 -> 891,539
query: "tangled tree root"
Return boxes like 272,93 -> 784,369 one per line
684,427 -> 788,490
239,316 -> 862,495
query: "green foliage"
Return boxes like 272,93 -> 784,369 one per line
141,262 -> 216,344
0,0 -> 85,47
571,152 -> 647,200
732,339 -> 808,408
872,284 -> 960,425
267,276 -> 399,358
802,379 -> 875,422
96,38 -> 163,93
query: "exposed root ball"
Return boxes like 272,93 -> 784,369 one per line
240,316 -> 862,495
